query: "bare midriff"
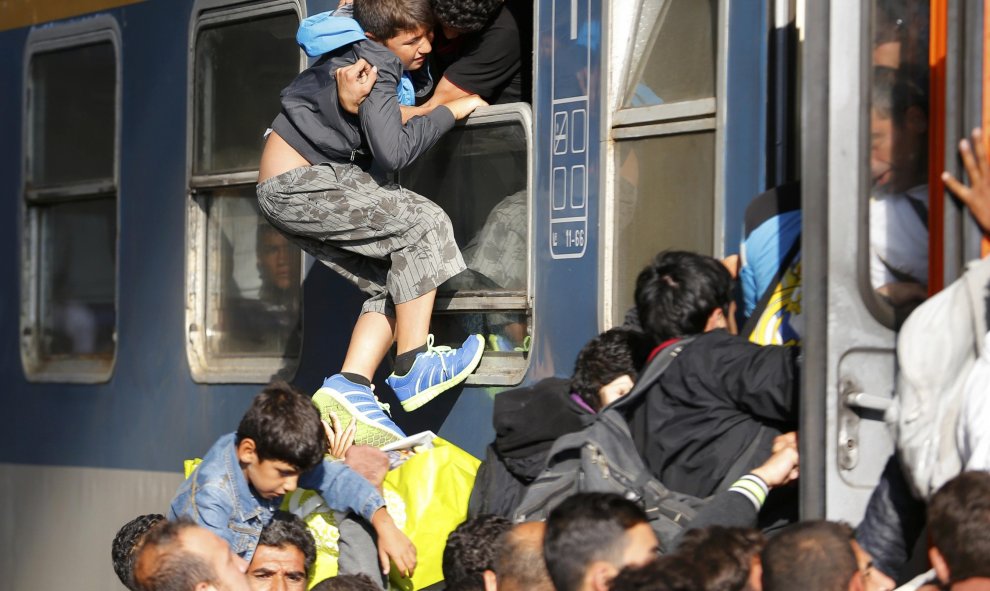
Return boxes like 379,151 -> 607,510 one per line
258,131 -> 311,183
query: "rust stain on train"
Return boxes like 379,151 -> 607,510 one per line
1,0 -> 145,32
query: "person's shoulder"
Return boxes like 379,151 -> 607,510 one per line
352,39 -> 401,78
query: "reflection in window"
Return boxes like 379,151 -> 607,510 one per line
623,0 -> 717,107
613,132 -> 715,325
194,12 -> 298,174
401,120 -> 530,353
868,0 -> 930,321
24,38 -> 117,376
204,189 -> 302,358
39,199 -> 117,357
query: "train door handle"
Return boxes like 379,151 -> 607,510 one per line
843,391 -> 892,413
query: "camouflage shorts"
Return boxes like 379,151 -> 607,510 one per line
257,163 -> 465,317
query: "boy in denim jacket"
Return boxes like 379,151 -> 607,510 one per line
169,382 -> 415,578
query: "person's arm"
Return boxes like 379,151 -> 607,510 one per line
371,506 -> 417,577
723,340 -> 801,425
336,59 -> 377,115
942,127 -> 990,234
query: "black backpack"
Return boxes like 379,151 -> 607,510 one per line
511,337 -> 764,550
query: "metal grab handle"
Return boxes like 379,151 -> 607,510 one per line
843,392 -> 892,412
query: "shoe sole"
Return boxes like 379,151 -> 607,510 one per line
398,334 -> 486,412
311,388 -> 405,449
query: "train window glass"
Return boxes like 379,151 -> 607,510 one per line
193,11 -> 298,175
22,22 -> 119,382
400,106 -> 532,384
623,0 -> 717,108
203,189 -> 302,358
187,3 -> 303,383
29,43 -> 115,187
611,132 -> 716,323
865,0 -> 931,326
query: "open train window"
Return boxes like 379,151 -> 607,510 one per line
606,0 -> 720,325
861,0 -> 932,328
186,1 -> 304,383
400,104 -> 533,385
20,18 -> 120,382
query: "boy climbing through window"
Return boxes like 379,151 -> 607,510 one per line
257,0 -> 488,446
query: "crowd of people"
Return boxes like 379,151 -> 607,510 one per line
108,0 -> 990,589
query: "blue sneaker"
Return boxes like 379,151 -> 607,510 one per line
386,334 -> 485,411
312,374 -> 406,448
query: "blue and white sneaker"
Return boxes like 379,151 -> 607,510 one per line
386,334 -> 485,411
312,374 -> 406,448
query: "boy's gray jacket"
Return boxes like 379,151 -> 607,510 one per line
271,39 -> 455,172
168,433 -> 385,561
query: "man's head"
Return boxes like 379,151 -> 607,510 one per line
544,493 -> 659,591
310,574 -> 380,591
134,518 -> 250,591
248,512 -> 316,591
430,0 -> 503,37
676,526 -> 765,591
634,251 -> 733,344
354,0 -> 434,70
928,471 -> 990,585
870,64 -> 928,192
256,225 -> 296,293
112,513 -> 167,590
608,556 -> 701,591
495,521 -> 554,591
571,328 -> 651,411
236,382 -> 326,500
442,514 -> 513,591
761,521 -> 862,591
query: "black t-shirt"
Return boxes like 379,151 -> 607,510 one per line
429,1 -> 532,104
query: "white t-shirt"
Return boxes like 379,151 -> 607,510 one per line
869,184 -> 929,290
960,330 -> 990,470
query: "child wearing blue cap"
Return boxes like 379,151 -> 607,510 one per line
257,0 -> 487,447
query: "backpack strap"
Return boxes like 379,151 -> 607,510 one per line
715,425 -> 768,491
741,233 -> 802,340
611,336 -> 697,413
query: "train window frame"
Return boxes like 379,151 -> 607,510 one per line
405,103 -> 535,387
185,0 -> 306,384
601,0 -> 726,327
20,16 -> 122,383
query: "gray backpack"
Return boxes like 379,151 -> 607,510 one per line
512,337 -> 763,550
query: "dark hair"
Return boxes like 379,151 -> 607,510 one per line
237,381 -> 325,472
354,0 -> 434,41
872,64 -> 929,125
543,493 -> 651,591
609,556 -> 701,591
258,511 -> 317,574
134,518 -> 218,591
112,514 -> 167,591
676,526 -> 765,591
496,523 -> 554,590
311,574 -> 381,591
634,251 -> 732,343
761,521 -> 857,591
442,514 -> 513,591
928,471 -> 990,583
430,0 -> 503,33
571,328 -> 651,410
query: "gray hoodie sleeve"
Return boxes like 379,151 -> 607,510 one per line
355,44 -> 455,172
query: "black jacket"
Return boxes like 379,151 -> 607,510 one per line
627,330 -> 800,498
271,39 -> 455,172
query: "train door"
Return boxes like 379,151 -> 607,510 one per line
802,0 -> 985,521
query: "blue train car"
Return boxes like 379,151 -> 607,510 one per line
3,0 -> 984,588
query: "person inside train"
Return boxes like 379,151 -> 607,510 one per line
869,63 -> 930,316
111,513 -> 167,591
625,250 -> 800,529
542,493 -> 660,591
246,512 -> 315,591
441,514 -> 513,591
761,521 -> 865,591
133,518 -> 251,591
168,382 -> 416,584
257,0 -> 489,447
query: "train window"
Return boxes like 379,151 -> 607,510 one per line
622,0 -> 717,108
187,2 -> 304,383
21,19 -> 120,382
400,105 -> 532,385
864,0 -> 931,326
607,1 -> 721,325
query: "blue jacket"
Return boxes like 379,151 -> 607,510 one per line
168,433 -> 385,561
